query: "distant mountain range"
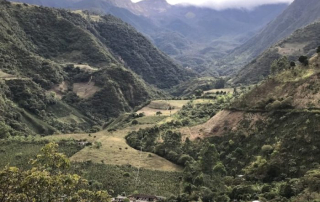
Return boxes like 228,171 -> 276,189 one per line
218,0 -> 320,76
10,0 -> 288,74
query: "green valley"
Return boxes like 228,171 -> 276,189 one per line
2,0 -> 320,201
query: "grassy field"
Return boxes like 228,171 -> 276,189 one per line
135,116 -> 166,124
137,99 -> 215,117
72,162 -> 182,197
0,140 -> 182,197
0,140 -> 81,169
44,125 -> 182,172
137,100 -> 189,116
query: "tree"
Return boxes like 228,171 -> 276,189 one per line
290,61 -> 296,69
194,89 -> 203,97
213,162 -> 227,176
317,46 -> 320,54
163,130 -> 182,151
299,56 -> 309,66
0,122 -> 11,139
131,120 -> 139,125
0,143 -> 111,202
156,111 -> 162,116
215,78 -> 225,89
199,142 -> 219,174
261,145 -> 274,156
271,56 -> 290,74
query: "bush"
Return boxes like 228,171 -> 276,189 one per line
131,120 -> 139,125
215,194 -> 230,202
299,56 -> 309,66
123,172 -> 130,177
178,154 -> 192,165
261,145 -> 274,156
213,162 -> 227,176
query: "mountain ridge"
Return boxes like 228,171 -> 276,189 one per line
216,0 -> 320,76
0,0 -> 191,136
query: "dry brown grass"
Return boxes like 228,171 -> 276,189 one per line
137,100 -> 189,116
44,125 -> 182,172
49,81 -> 68,99
0,70 -> 29,81
277,43 -> 307,56
180,110 -> 265,140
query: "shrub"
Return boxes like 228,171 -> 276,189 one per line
298,56 -> 309,66
123,172 -> 130,177
93,141 -> 102,149
213,162 -> 227,176
178,154 -> 192,165
131,120 -> 139,125
261,145 -> 274,156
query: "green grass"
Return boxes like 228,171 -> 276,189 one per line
135,116 -> 166,124
0,139 -> 81,169
71,162 -> 182,197
0,139 -> 182,197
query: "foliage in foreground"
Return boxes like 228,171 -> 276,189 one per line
0,143 -> 111,202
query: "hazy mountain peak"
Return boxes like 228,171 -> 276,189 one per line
132,0 -> 293,10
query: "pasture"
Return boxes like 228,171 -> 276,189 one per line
44,125 -> 182,172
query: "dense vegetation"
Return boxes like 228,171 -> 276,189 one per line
0,139 -> 182,197
0,0 -> 194,137
124,54 -> 320,201
233,15 -> 320,84
219,0 -> 320,76
0,142 -> 111,201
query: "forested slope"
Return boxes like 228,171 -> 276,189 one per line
0,0 -> 191,137
233,21 -> 320,84
217,0 -> 320,76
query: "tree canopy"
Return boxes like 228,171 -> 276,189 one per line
0,143 -> 111,202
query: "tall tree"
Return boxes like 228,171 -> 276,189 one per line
199,142 -> 219,174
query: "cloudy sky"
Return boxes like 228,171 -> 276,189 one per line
131,0 -> 294,10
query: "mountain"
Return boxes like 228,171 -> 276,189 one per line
217,0 -> 320,76
233,21 -> 320,84
0,0 -> 191,136
125,53 -> 320,201
10,0 -> 288,74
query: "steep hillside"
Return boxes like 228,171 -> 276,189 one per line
233,21 -> 320,84
190,54 -> 320,181
10,0 -> 288,74
217,0 -> 320,75
126,55 -> 320,201
0,1 -> 189,137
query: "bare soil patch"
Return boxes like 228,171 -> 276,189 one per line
73,82 -> 100,99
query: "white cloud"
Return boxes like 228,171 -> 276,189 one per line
131,0 -> 294,10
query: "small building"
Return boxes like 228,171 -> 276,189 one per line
77,141 -> 90,147
112,195 -> 128,202
129,194 -> 158,202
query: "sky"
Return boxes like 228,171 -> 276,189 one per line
131,0 -> 294,10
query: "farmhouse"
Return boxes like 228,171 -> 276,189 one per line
112,195 -> 127,202
129,194 -> 165,202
